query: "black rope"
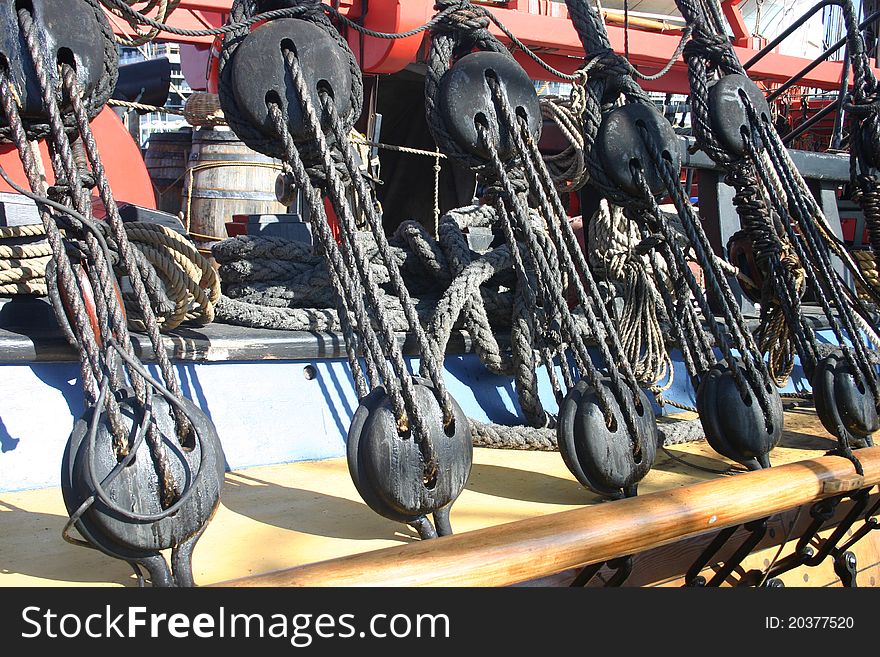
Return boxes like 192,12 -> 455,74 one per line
426,1 -> 654,446
563,0 -> 778,427
1,3 -> 213,510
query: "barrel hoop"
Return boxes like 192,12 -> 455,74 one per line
189,190 -> 279,201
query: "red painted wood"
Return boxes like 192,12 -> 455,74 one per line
721,0 -> 752,48
0,108 -> 156,210
119,0 -> 879,92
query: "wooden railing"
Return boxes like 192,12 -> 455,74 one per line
215,447 -> 880,587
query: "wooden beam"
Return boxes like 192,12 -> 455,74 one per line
721,0 -> 752,48
215,447 -> 880,587
104,0 -> 880,90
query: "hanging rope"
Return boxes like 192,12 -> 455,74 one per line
214,0 -> 486,537
422,1 -> 666,498
540,92 -> 589,196
0,0 -> 223,524
562,0 -> 783,472
673,0 -> 878,472
104,0 -> 182,46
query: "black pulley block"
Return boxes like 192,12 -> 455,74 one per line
436,51 -> 541,162
61,390 -> 225,586
0,0 -> 106,120
347,379 -> 473,526
708,73 -> 771,156
595,102 -> 681,196
229,18 -> 353,142
557,379 -> 657,498
696,361 -> 783,470
812,354 -> 878,448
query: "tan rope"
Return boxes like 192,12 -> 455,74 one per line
588,199 -> 671,387
0,241 -> 52,258
0,223 -> 45,238
0,280 -> 47,295
108,98 -> 186,115
124,221 -> 220,330
0,264 -> 45,284
0,253 -> 50,271
0,225 -> 48,296
348,136 -> 449,160
852,249 -> 880,300
767,148 -> 880,299
539,94 -> 588,194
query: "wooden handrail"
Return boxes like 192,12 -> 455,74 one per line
215,447 -> 880,587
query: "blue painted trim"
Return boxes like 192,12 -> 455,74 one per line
0,328 -> 855,492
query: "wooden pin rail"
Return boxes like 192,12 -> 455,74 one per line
215,447 -> 880,587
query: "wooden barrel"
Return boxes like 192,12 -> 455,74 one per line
183,128 -> 286,241
144,129 -> 193,216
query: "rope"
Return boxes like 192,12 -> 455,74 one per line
215,1 -> 470,480
104,0 -> 181,46
124,222 -> 221,330
540,94 -> 588,195
107,99 -> 186,115
0,223 -> 49,295
0,3 -> 214,510
587,199 -> 672,387
470,414 -> 707,451
672,0 -> 878,471
853,249 -> 880,300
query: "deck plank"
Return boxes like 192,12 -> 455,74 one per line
0,406 -> 863,587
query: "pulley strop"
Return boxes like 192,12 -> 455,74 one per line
62,388 -> 225,587
812,354 -> 878,449
707,74 -> 771,156
0,0 -> 106,120
435,50 -> 541,161
595,102 -> 681,196
557,379 -> 657,498
347,379 -> 472,537
228,17 -> 353,145
428,1 -> 660,498
695,360 -> 783,470
564,0 -> 782,474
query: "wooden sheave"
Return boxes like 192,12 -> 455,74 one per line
216,447 -> 880,587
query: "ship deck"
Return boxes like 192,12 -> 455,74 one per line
3,406 -> 877,588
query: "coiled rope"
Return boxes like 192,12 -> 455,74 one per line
0,223 -> 50,295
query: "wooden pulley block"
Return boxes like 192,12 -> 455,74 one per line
696,360 -> 783,471
557,378 -> 657,499
595,102 -> 681,196
708,73 -> 771,156
228,18 -> 354,142
61,390 -> 225,586
813,353 -> 878,449
436,51 -> 542,161
0,0 -> 108,121
347,378 -> 473,532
